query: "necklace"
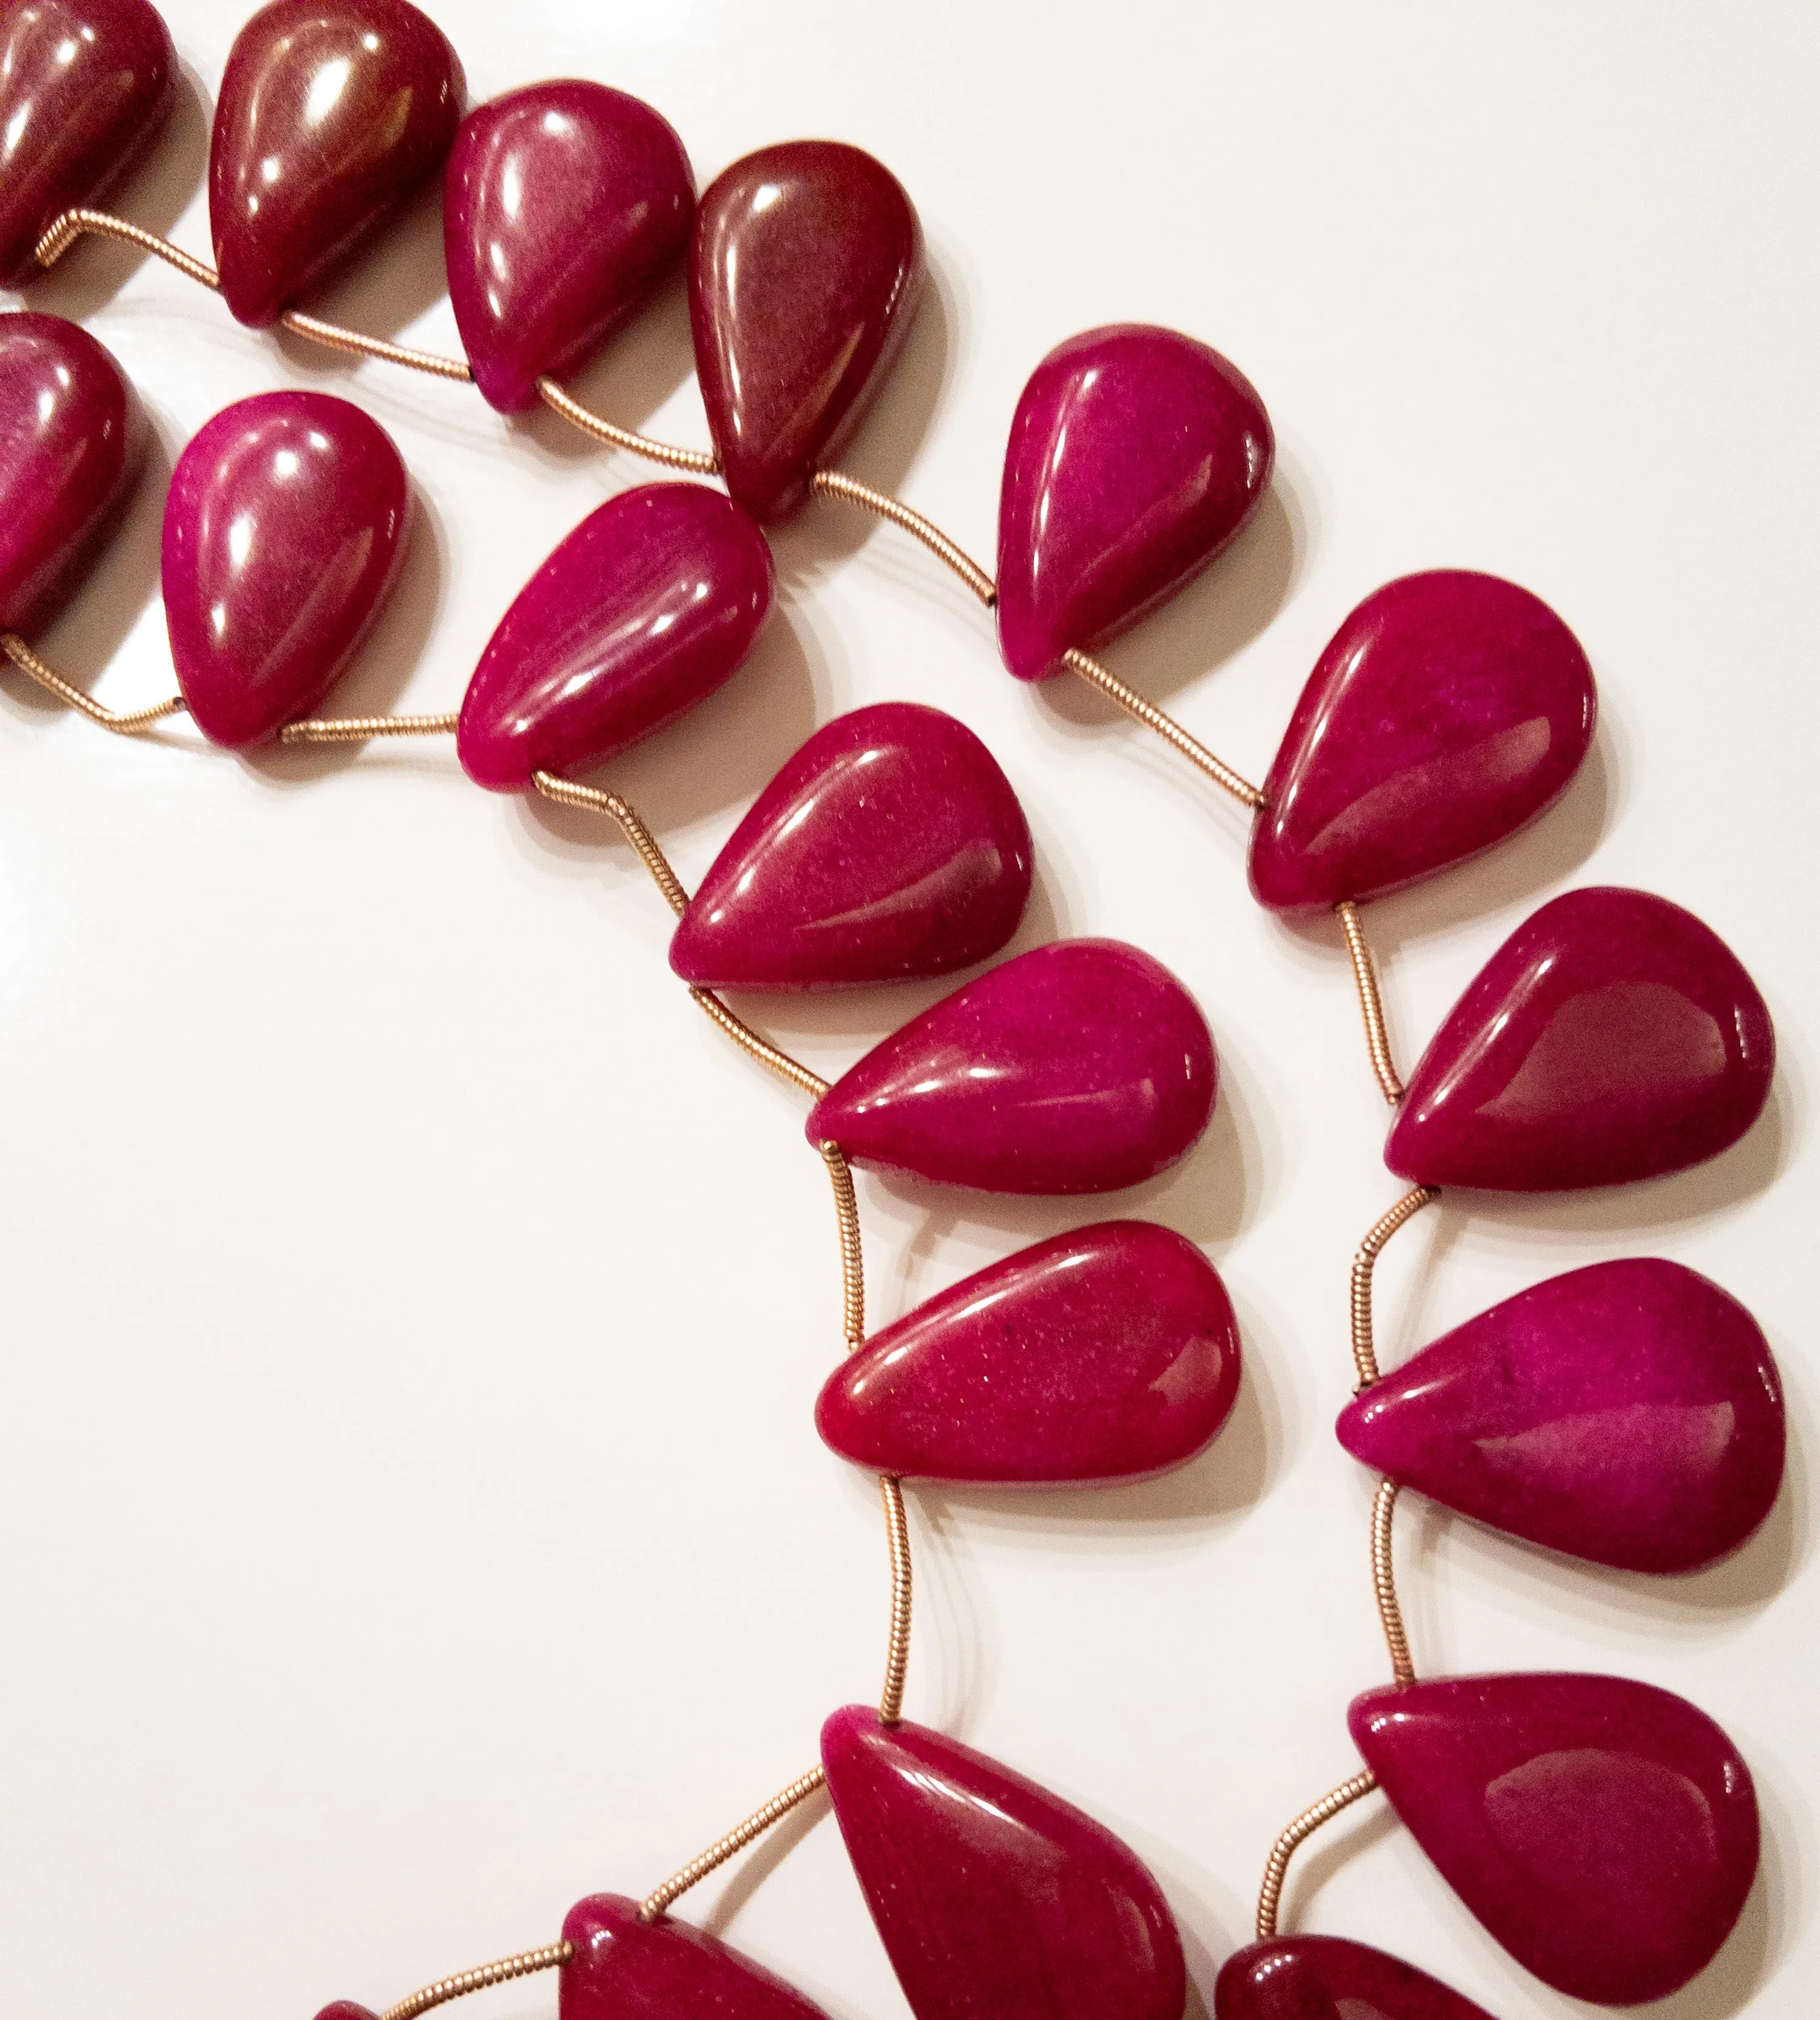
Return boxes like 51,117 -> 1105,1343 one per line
0,2 -> 1788,2017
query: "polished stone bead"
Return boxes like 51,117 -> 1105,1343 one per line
817,1220 -> 1240,1483
995,324 -> 1273,682
457,483 -> 773,792
0,0 -> 175,287
0,312 -> 142,635
312,2006 -> 377,2020
668,703 -> 1031,991
1386,887 -> 1774,1191
560,1894 -> 834,2020
210,0 -> 465,327
1249,571 -> 1597,911
690,141 -> 923,521
162,391 -> 409,747
821,1707 -> 1186,2020
1350,1671 -> 1759,2004
445,81 -> 693,414
1337,1258 -> 1783,1573
1214,1937 -> 1499,2020
805,939 -> 1217,1194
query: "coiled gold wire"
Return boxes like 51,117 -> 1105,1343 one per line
1348,1186 -> 1439,1390
1336,900 -> 1402,1105
1254,1771 -> 1380,1940
2,634 -> 185,734
376,1940 -> 573,2020
1062,649 -> 1266,809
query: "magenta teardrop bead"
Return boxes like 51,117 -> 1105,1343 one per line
1386,887 -> 1774,1190
312,2006 -> 378,2020
1249,571 -> 1597,911
1337,1258 -> 1783,1572
1350,1671 -> 1758,2005
805,939 -> 1217,1194
560,1894 -> 833,2020
162,391 -> 410,747
690,141 -> 924,521
817,1220 -> 1239,1483
209,0 -> 465,327
820,1707 -> 1187,2020
1214,1937 -> 1499,2020
0,0 -> 175,287
995,324 -> 1273,683
668,703 -> 1032,991
456,483 -> 773,792
445,82 -> 693,414
0,312 -> 142,635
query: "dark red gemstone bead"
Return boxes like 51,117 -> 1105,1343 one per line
1215,1936 -> 1499,2020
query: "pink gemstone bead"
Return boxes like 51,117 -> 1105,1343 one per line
1215,1937 -> 1499,2020
210,0 -> 465,327
0,312 -> 142,635
821,1707 -> 1187,2020
996,324 -> 1273,681
668,703 -> 1032,991
162,391 -> 410,747
1249,571 -> 1597,911
0,0 -> 175,287
1338,1258 -> 1783,1573
816,1220 -> 1240,1483
1386,887 -> 1774,1190
445,82 -> 694,414
806,939 -> 1217,1194
312,2006 -> 377,2020
1350,1671 -> 1759,2005
456,483 -> 773,792
691,141 -> 924,521
560,1894 -> 833,2020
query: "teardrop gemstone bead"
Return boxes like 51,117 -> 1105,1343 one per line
817,1220 -> 1239,1482
209,0 -> 465,327
445,82 -> 693,414
995,324 -> 1273,682
312,2006 -> 377,2020
457,484 -> 773,792
805,939 -> 1217,1194
669,703 -> 1032,991
690,141 -> 924,521
1386,887 -> 1774,1191
820,1707 -> 1187,2020
162,391 -> 409,747
1248,571 -> 1597,911
0,312 -> 142,635
0,0 -> 176,287
1214,1937 -> 1499,2020
560,1893 -> 834,2020
1337,1258 -> 1783,1572
1350,1671 -> 1759,2004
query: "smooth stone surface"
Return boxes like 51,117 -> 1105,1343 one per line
1386,886 -> 1775,1191
0,312 -> 141,635
1215,1937 -> 1499,2020
560,1893 -> 834,2020
669,702 -> 1032,991
162,390 -> 409,747
1351,1671 -> 1759,2004
821,1707 -> 1187,2020
1338,1258 -> 1783,1572
0,0 -> 175,287
995,323 -> 1273,682
1249,570 -> 1597,911
817,1219 -> 1240,1482
806,938 -> 1216,1194
312,2007 -> 377,2020
691,139 -> 924,521
457,482 -> 773,791
446,80 -> 693,414
210,0 -> 465,327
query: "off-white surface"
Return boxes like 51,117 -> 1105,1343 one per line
2,5 -> 1816,2016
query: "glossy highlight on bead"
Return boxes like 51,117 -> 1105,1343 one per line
1249,569 -> 1597,911
669,702 -> 1033,991
807,938 -> 1218,1194
162,390 -> 410,747
446,80 -> 694,414
1215,1935 -> 1499,2020
560,1894 -> 834,2020
1386,886 -> 1775,1191
458,482 -> 774,791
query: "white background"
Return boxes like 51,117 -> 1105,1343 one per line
2,4 -> 1815,2016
